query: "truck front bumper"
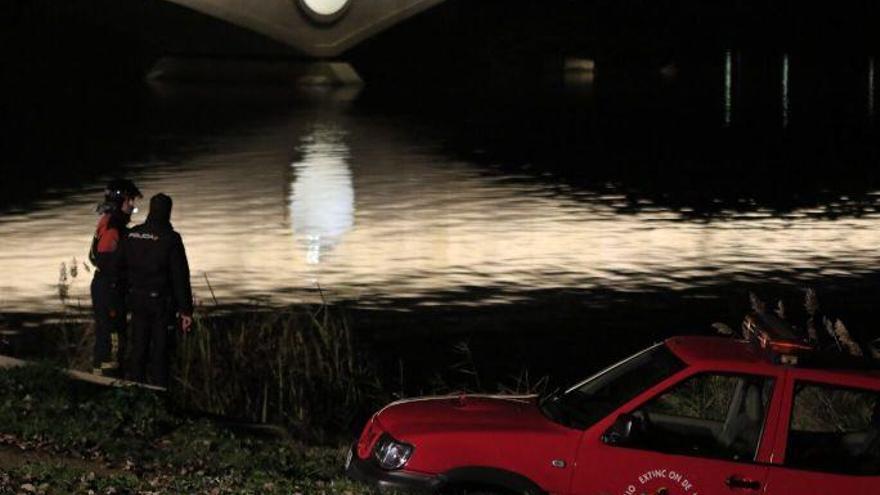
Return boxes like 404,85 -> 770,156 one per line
345,446 -> 443,493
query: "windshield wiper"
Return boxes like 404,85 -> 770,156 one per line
540,388 -> 585,428
539,386 -> 561,407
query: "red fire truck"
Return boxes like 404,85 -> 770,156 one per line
346,322 -> 880,494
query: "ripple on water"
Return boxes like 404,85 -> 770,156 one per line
5,94 -> 880,313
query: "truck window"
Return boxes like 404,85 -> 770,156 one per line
627,373 -> 774,462
542,343 -> 685,429
786,382 -> 880,475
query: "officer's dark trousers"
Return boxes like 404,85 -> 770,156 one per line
129,293 -> 175,387
90,274 -> 126,370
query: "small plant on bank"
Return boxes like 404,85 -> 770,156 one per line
54,259 -> 95,371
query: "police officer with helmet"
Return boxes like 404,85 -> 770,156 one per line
89,178 -> 141,376
124,193 -> 193,387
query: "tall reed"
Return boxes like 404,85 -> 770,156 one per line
173,304 -> 384,441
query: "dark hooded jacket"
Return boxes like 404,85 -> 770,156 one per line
123,194 -> 194,315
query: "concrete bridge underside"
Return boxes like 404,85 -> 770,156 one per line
157,0 -> 447,58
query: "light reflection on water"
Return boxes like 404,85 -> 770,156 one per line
782,54 -> 790,128
723,50 -> 733,126
869,57 -> 875,119
2,55 -> 880,315
289,127 -> 354,265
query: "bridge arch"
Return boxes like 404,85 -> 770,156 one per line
163,0 -> 447,57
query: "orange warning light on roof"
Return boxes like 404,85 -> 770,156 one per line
743,313 -> 814,364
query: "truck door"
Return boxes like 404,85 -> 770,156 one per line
572,371 -> 780,495
762,370 -> 880,495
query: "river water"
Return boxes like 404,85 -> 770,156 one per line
2,53 -> 880,381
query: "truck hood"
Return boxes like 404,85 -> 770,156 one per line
376,394 -> 555,437
370,394 -> 579,483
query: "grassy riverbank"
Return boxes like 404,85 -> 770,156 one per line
42,278 -> 391,443
0,365 -> 375,494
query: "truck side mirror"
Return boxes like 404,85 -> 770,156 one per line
602,413 -> 636,445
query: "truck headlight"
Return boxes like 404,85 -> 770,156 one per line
373,434 -> 414,470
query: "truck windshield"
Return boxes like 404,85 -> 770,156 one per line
541,343 -> 685,429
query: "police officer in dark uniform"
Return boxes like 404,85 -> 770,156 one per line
124,193 -> 193,387
89,179 -> 141,376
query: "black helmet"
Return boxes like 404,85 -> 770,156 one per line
104,178 -> 142,204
